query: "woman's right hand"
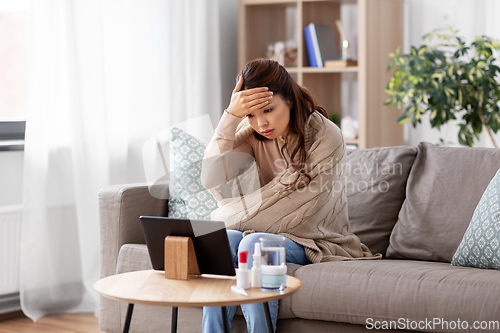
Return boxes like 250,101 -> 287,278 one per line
226,76 -> 273,118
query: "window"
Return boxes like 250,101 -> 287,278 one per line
0,0 -> 30,151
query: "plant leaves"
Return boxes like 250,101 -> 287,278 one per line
385,28 -> 500,146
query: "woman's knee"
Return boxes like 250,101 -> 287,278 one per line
226,230 -> 244,266
226,230 -> 243,251
237,233 -> 274,269
238,232 -> 268,253
226,229 -> 243,242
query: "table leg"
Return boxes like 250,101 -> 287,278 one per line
171,307 -> 178,333
263,302 -> 273,333
220,306 -> 230,333
123,303 -> 134,333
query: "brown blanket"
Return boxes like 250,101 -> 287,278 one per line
210,112 -> 381,263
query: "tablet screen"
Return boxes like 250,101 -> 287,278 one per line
140,216 -> 236,276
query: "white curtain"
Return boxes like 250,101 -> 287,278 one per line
21,0 -> 221,321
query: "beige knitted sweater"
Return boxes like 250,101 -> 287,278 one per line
205,111 -> 381,263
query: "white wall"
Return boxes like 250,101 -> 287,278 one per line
218,0 -> 239,124
404,0 -> 500,147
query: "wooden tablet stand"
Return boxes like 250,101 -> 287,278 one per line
164,236 -> 201,280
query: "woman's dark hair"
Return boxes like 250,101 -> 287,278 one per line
240,58 -> 328,190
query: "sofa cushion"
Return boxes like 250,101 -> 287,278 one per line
345,146 -> 417,256
168,127 -> 218,220
291,259 -> 500,333
452,167 -> 500,269
387,142 -> 500,262
115,244 -> 299,320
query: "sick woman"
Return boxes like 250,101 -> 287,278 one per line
201,58 -> 380,333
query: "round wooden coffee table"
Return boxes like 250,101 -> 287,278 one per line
94,269 -> 302,333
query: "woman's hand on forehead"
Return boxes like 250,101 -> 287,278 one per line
226,75 -> 273,118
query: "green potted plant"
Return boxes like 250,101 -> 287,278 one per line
384,28 -> 500,147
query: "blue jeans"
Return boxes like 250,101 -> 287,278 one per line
202,230 -> 310,333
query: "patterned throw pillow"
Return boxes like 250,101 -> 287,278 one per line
451,167 -> 500,269
168,127 -> 218,220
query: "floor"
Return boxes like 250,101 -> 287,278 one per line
0,312 -> 101,333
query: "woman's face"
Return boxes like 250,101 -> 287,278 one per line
245,94 -> 292,139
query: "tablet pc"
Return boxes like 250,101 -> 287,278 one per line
140,216 -> 236,276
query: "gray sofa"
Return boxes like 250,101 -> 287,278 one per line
98,142 -> 500,333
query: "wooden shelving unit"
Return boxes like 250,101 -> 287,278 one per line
239,0 -> 405,148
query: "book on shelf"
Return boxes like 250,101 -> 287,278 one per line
303,23 -> 338,67
309,23 -> 322,67
324,60 -> 358,67
315,24 -> 338,66
303,24 -> 317,67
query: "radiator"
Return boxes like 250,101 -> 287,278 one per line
0,205 -> 22,298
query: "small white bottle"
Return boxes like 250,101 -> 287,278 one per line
251,243 -> 262,288
237,251 -> 250,289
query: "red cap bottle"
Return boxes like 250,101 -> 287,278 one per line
239,251 -> 248,265
237,250 -> 250,289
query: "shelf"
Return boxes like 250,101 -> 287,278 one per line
301,66 -> 358,73
285,67 -> 300,73
345,139 -> 358,145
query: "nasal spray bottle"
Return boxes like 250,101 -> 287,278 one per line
237,251 -> 250,289
251,243 -> 262,288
